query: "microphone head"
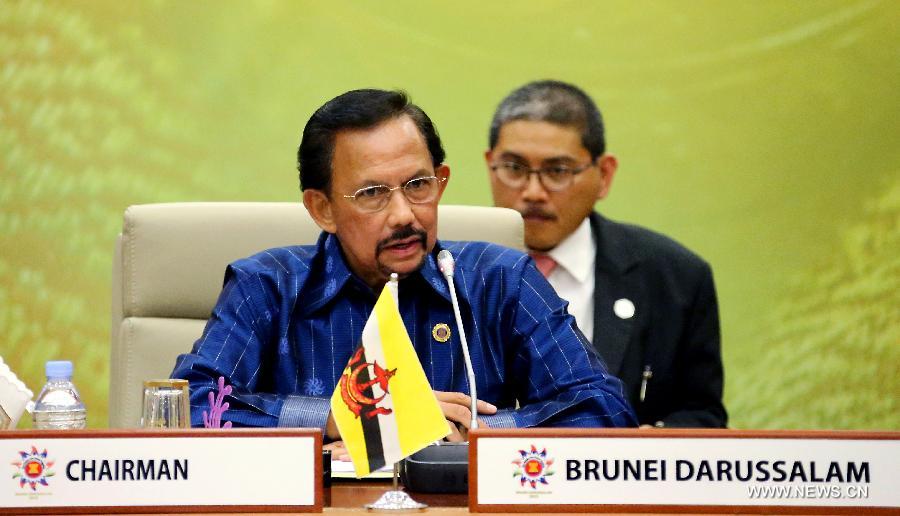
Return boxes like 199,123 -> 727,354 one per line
436,250 -> 455,277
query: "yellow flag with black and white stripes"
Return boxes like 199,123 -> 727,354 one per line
329,276 -> 449,477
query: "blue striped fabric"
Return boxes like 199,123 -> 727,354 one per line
172,232 -> 636,430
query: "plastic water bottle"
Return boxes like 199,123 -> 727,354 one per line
32,361 -> 87,430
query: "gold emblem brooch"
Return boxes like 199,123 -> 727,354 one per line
432,323 -> 451,343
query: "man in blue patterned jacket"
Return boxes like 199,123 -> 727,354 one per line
171,89 -> 636,440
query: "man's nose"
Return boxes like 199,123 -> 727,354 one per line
385,189 -> 416,228
520,172 -> 549,202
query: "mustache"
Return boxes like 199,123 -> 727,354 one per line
520,206 -> 556,219
376,225 -> 427,253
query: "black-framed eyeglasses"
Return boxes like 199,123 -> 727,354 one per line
490,161 -> 594,192
342,176 -> 447,213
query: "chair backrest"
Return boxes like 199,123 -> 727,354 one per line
109,202 -> 524,428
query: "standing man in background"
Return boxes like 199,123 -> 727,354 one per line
485,80 -> 726,427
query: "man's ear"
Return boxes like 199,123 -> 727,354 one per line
596,154 -> 618,201
302,189 -> 337,234
435,164 -> 451,198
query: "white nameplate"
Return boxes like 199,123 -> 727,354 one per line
1,428 -> 322,513
471,429 -> 900,514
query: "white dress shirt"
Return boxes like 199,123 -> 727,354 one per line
544,218 -> 596,341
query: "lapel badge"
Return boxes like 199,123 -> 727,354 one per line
613,298 -> 635,319
432,323 -> 452,343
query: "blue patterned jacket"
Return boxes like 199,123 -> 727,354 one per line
172,232 -> 637,430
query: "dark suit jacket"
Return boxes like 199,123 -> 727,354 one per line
588,213 -> 727,427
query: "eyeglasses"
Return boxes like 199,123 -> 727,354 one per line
490,161 -> 594,192
342,176 -> 447,212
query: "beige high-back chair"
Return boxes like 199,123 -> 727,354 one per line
109,202 -> 524,428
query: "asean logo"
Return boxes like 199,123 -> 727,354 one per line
512,445 -> 554,489
11,446 -> 55,490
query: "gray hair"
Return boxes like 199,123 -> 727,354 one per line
488,80 -> 606,159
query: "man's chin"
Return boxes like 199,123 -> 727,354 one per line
525,234 -> 562,253
379,252 -> 427,280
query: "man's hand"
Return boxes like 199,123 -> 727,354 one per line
433,390 -> 497,442
324,440 -> 351,461
325,412 -> 341,440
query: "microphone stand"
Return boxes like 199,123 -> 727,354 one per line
437,250 -> 479,431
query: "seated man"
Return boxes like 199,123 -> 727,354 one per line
172,88 -> 636,438
486,80 -> 727,427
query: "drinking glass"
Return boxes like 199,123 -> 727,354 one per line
141,379 -> 190,429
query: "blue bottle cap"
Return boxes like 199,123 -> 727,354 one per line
45,360 -> 74,379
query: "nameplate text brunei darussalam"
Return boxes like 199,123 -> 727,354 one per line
470,428 -> 899,514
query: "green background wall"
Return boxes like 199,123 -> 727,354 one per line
1,0 -> 897,429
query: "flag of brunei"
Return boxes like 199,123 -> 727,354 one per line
329,276 -> 450,477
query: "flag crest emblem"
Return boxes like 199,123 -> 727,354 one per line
329,277 -> 449,477
339,346 -> 397,419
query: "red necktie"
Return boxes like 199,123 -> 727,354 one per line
530,253 -> 558,278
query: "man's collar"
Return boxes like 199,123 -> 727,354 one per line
418,242 -> 453,303
589,212 -> 640,274
546,217 -> 594,282
301,232 -> 359,315
302,233 -> 452,314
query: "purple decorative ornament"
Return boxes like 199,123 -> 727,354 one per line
202,376 -> 233,429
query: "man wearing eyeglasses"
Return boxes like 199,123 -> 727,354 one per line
486,80 -> 726,428
172,89 -> 636,437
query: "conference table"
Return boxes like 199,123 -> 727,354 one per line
126,480 -> 710,515
323,480 -> 876,515
122,482 -> 469,515
322,481 -> 787,515
125,480 -> 860,515
120,480 -> 885,515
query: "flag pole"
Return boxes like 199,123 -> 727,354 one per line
364,274 -> 427,511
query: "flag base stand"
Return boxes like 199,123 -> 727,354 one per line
365,490 -> 427,512
365,463 -> 427,511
